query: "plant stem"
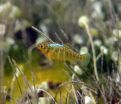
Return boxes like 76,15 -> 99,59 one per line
84,23 -> 99,81
0,36 -> 5,104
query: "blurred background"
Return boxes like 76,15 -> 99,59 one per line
0,0 -> 121,104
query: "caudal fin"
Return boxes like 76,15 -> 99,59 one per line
80,53 -> 90,67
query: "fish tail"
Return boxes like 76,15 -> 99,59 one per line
79,54 -> 90,66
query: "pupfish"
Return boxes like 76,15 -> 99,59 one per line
36,42 -> 90,66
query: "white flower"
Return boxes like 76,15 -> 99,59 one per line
80,47 -> 88,55
38,97 -> 50,104
0,2 -> 11,14
106,36 -> 118,45
74,65 -> 83,75
116,73 -> 120,83
78,16 -> 89,27
100,46 -> 108,55
0,2 -> 21,20
73,34 -> 83,44
85,96 -> 93,104
4,37 -> 14,52
39,24 -> 48,34
113,29 -> 121,39
91,1 -> 104,19
37,82 -> 49,90
94,39 -> 102,47
9,6 -> 20,19
111,51 -> 118,61
6,37 -> 15,45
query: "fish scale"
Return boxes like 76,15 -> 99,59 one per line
37,42 -> 89,66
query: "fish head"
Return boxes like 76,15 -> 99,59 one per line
37,42 -> 49,54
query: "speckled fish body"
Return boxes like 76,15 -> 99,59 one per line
37,42 -> 89,65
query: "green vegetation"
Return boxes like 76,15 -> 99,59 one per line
0,0 -> 121,104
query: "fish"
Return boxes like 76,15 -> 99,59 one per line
36,42 -> 90,66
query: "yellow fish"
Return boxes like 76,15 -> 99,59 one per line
36,42 -> 89,66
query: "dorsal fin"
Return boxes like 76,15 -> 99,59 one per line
64,43 -> 79,53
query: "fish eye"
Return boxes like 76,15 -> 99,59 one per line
40,45 -> 44,48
